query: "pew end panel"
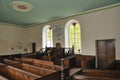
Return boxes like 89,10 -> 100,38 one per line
75,54 -> 96,69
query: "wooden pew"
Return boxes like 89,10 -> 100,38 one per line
73,75 -> 120,80
0,63 -> 40,80
4,59 -> 70,80
82,69 -> 120,78
15,58 -> 61,71
3,59 -> 55,77
18,57 -> 54,65
54,55 -> 76,68
73,69 -> 120,80
63,55 -> 76,68
3,59 -> 61,80
0,75 -> 8,80
15,58 -> 70,78
6,66 -> 41,80
22,53 -> 37,58
75,54 -> 95,69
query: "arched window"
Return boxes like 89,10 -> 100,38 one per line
42,25 -> 53,48
65,20 -> 82,53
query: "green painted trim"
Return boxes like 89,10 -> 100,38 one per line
29,3 -> 120,27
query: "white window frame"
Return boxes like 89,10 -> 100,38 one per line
42,25 -> 53,48
65,19 -> 82,53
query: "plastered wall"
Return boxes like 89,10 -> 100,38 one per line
27,6 -> 120,59
0,24 -> 28,55
0,7 -> 120,60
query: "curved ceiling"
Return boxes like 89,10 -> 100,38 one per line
0,0 -> 120,27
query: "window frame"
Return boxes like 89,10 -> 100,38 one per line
65,20 -> 82,53
42,25 -> 53,48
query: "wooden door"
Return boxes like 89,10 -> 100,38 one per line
96,39 -> 115,69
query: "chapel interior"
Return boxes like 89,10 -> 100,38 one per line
0,0 -> 120,80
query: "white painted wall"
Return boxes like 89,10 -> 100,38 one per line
0,24 -> 28,55
27,6 -> 120,60
77,7 -> 120,59
0,7 -> 120,60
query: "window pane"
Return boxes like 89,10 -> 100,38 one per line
47,28 -> 53,47
69,23 -> 81,53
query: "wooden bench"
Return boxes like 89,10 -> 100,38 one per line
15,57 -> 33,64
0,62 -> 40,80
54,55 -> 76,68
75,54 -> 95,69
22,53 -> 37,58
17,57 -> 54,65
82,69 -> 120,78
65,68 -> 82,80
3,59 -> 55,77
15,58 -> 61,71
73,75 -> 120,80
15,58 -> 70,78
0,75 -> 8,80
4,59 -> 61,80
73,69 -> 120,80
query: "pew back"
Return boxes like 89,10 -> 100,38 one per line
0,62 -> 40,80
3,59 -> 55,77
15,58 -> 61,71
